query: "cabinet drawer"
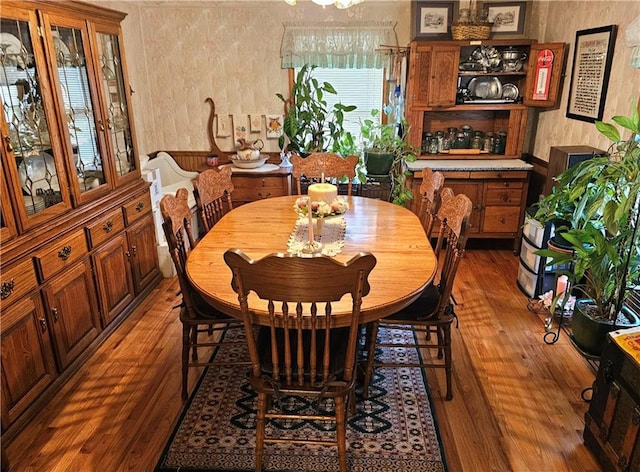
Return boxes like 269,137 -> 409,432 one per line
34,229 -> 88,281
486,181 -> 525,189
485,187 -> 524,206
520,238 -> 543,273
0,258 -> 38,306
85,208 -> 126,249
232,187 -> 287,202
123,193 -> 152,225
232,175 -> 290,201
483,206 -> 521,233
523,214 -> 547,247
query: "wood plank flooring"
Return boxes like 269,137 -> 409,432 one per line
4,245 -> 602,471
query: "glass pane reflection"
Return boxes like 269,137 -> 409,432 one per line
1,17 -> 62,213
51,25 -> 105,193
96,32 -> 135,177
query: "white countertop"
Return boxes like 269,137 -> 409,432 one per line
407,159 -> 533,172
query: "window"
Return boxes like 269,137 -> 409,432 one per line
295,66 -> 384,146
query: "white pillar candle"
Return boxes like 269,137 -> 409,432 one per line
307,197 -> 314,243
308,183 -> 337,203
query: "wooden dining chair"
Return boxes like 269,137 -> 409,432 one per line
362,192 -> 473,401
291,152 -> 359,196
193,166 -> 234,234
160,188 -> 245,400
223,249 -> 377,472
417,168 -> 445,240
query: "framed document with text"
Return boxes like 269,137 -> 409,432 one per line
566,25 -> 617,123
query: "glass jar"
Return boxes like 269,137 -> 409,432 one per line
429,137 -> 439,154
461,125 -> 473,148
453,132 -> 466,149
471,131 -> 484,150
483,132 -> 494,153
493,132 -> 507,154
421,132 -> 431,154
436,130 -> 445,153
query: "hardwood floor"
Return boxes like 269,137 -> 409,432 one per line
4,245 -> 602,471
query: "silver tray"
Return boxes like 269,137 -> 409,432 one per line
468,77 -> 503,100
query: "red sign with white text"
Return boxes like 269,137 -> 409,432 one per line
532,49 -> 554,101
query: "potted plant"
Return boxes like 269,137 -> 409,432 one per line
534,104 -> 640,356
360,108 -> 417,206
276,64 -> 356,156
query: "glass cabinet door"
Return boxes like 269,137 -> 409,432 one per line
94,28 -> 137,185
41,13 -> 111,204
0,11 -> 71,230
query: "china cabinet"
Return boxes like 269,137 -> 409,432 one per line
0,1 -> 160,442
406,39 -> 565,160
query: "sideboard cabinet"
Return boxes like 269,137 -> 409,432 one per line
0,1 -> 160,441
404,39 -> 565,244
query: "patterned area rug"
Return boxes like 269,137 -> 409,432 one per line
155,328 -> 448,472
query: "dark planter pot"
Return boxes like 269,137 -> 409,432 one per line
550,219 -> 572,249
571,299 -> 640,357
364,149 -> 394,179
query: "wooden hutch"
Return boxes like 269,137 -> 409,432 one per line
0,1 -> 160,442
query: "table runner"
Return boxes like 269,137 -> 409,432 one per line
287,216 -> 346,256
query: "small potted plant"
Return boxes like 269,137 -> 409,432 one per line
360,108 -> 417,206
534,103 -> 640,356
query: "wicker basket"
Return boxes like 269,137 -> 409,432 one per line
451,22 -> 492,40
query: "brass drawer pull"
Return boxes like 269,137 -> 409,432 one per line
51,307 -> 59,322
1,279 -> 15,300
39,316 -> 47,332
103,220 -> 114,233
136,201 -> 144,212
58,245 -> 72,260
257,192 -> 271,199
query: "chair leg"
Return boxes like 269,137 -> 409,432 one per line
191,325 -> 199,361
182,324 -> 190,401
362,321 -> 379,399
436,325 -> 444,359
334,395 -> 347,472
255,392 -> 267,472
443,322 -> 453,400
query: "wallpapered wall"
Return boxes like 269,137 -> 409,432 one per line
529,1 -> 640,159
98,0 -> 411,155
98,0 -> 639,160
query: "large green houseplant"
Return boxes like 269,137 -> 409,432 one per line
360,108 -> 417,206
276,64 -> 356,156
534,104 -> 640,356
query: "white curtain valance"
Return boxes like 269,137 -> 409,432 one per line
280,21 -> 398,69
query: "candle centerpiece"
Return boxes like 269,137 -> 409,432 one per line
308,182 -> 338,204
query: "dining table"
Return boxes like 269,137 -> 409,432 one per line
186,195 -> 437,327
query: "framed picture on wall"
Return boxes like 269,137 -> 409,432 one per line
483,1 -> 527,36
566,25 -> 618,123
412,1 -> 455,40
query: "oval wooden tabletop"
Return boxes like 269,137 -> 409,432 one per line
187,195 -> 437,327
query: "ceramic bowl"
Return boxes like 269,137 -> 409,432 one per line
229,155 -> 268,169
